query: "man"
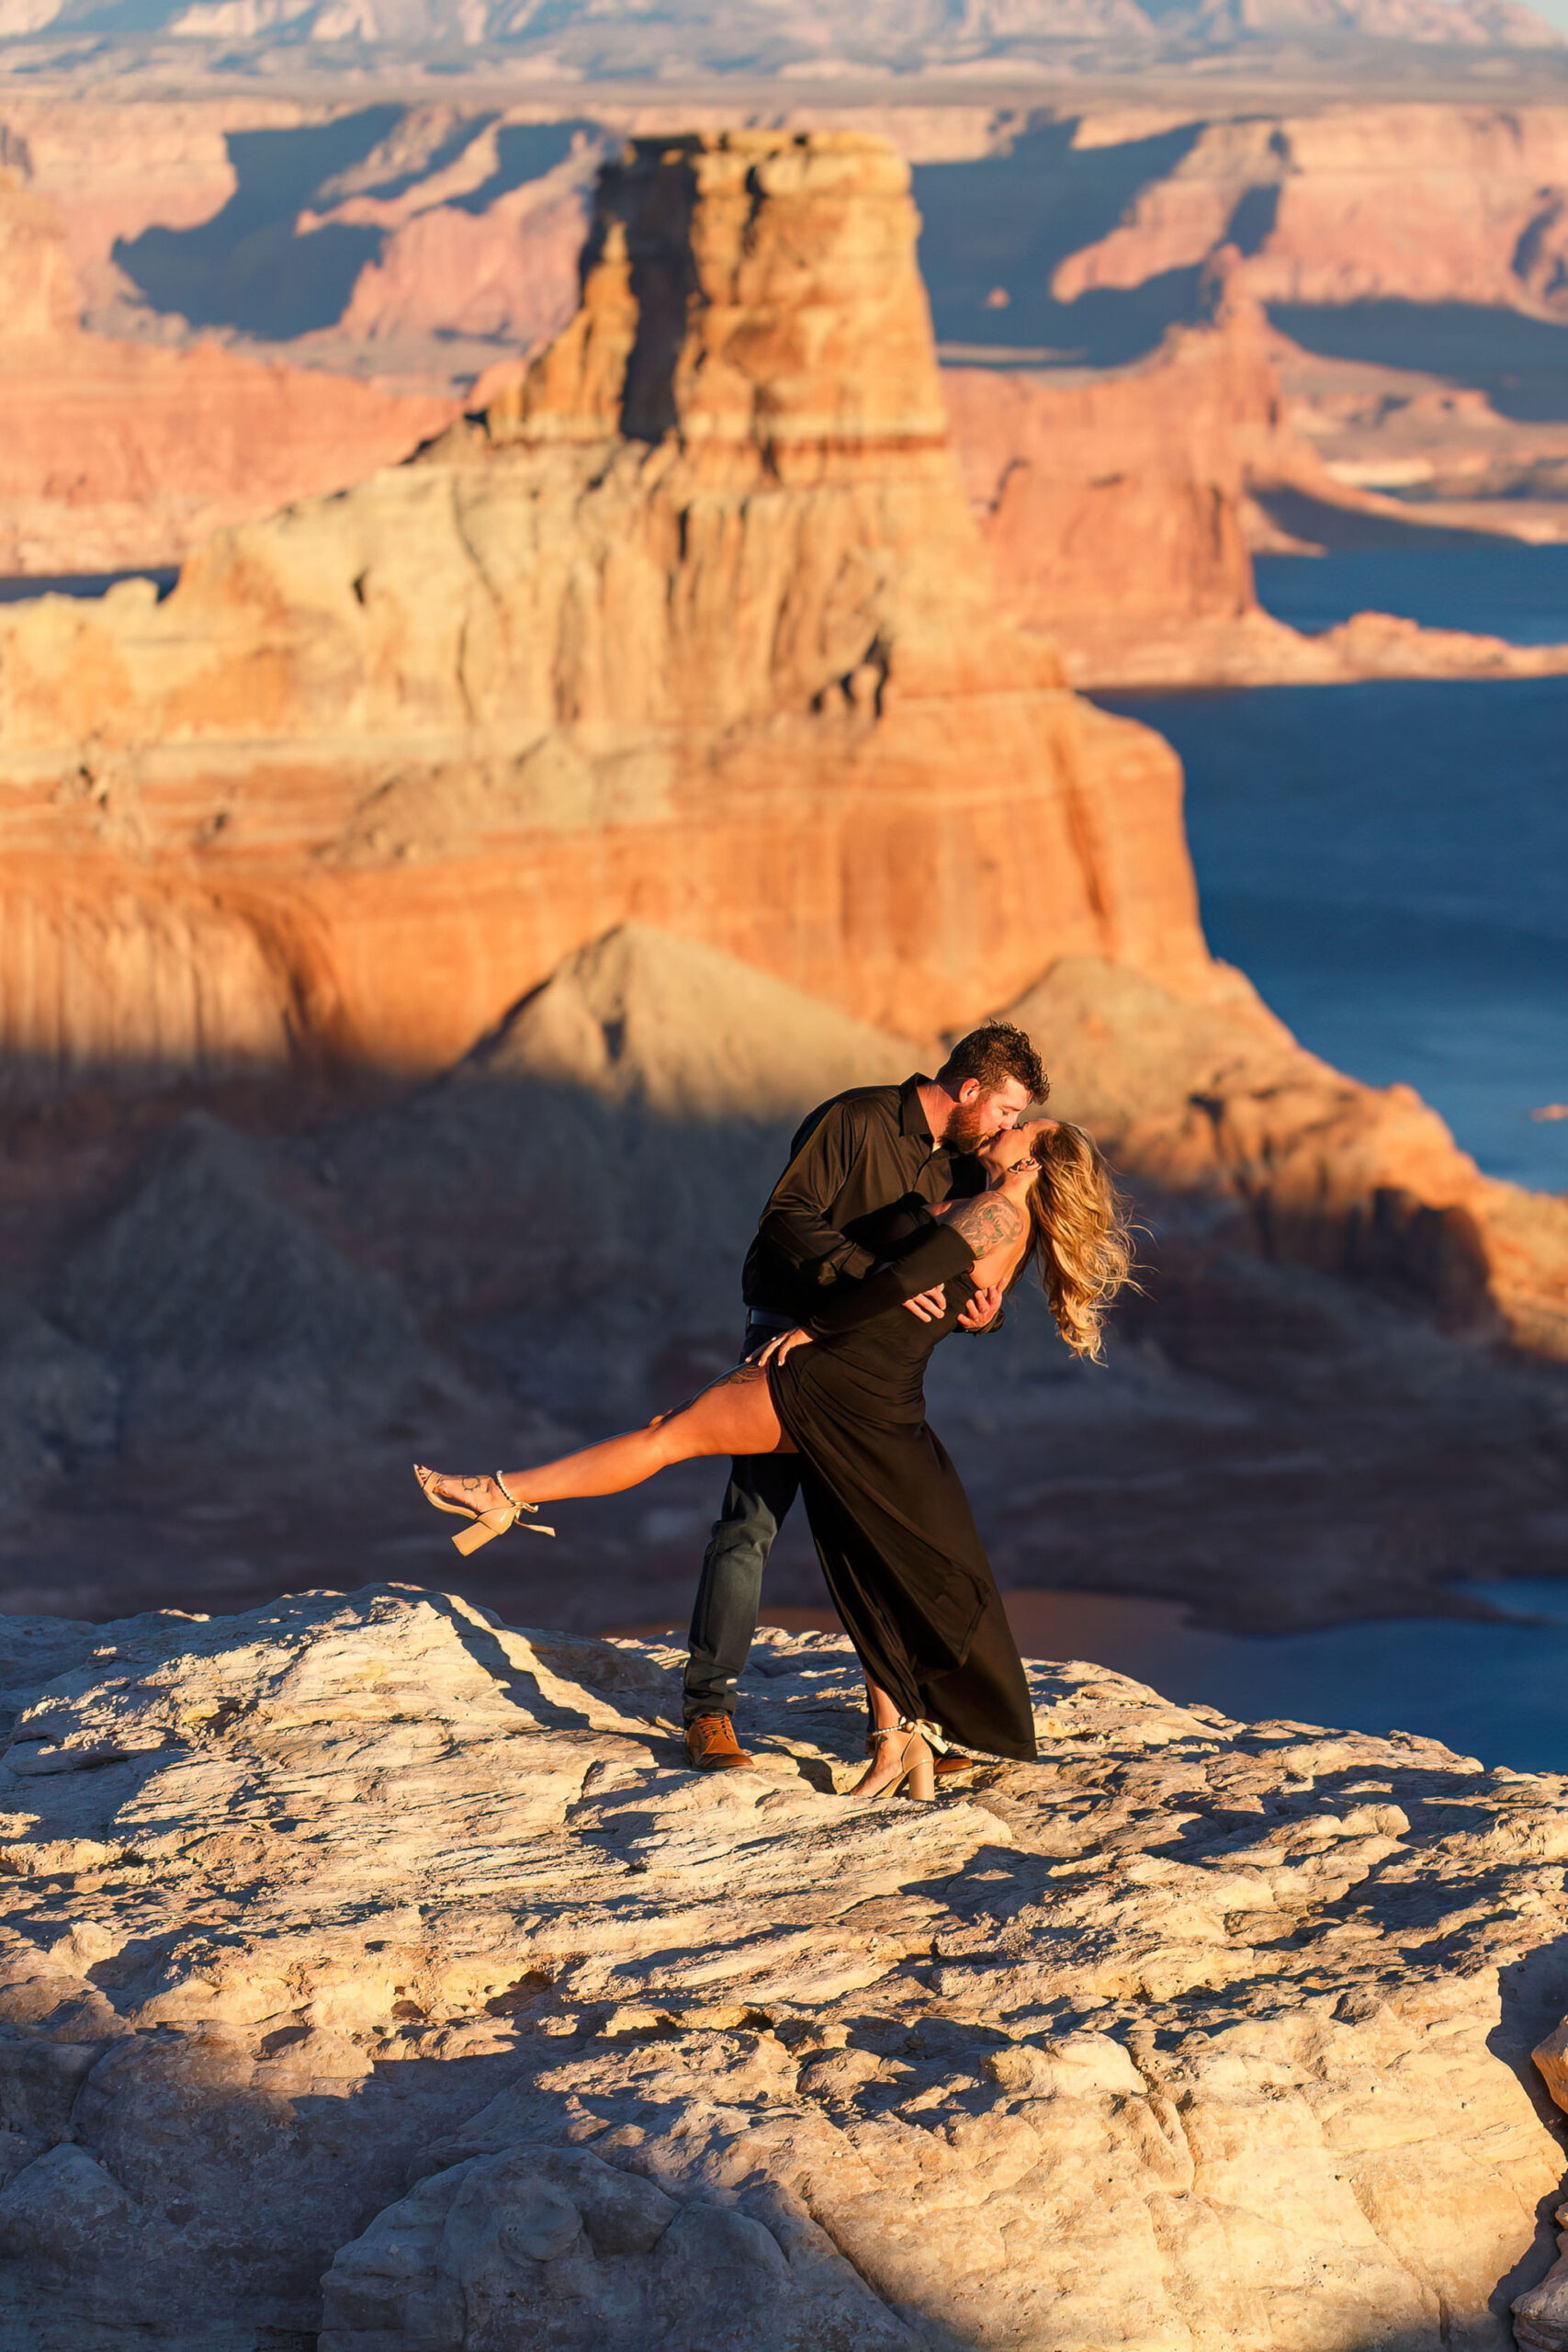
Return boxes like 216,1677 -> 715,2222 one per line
683,1022 -> 1047,1771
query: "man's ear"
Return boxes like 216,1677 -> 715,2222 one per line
956,1079 -> 982,1103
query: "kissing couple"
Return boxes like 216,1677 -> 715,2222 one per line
416,1023 -> 1133,1798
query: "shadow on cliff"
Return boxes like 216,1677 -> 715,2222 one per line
451,120 -> 598,215
113,107 -> 399,340
913,119 -> 1212,367
58,2004 -> 539,2331
2,1041 -> 1567,1649
110,108 -> 597,344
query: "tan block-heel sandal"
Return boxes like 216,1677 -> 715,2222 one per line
849,1720 -> 936,1803
414,1467 -> 556,1555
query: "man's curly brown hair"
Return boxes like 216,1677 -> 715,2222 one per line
937,1021 -> 1048,1104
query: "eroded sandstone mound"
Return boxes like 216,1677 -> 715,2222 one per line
1008,955 -> 1568,1361
0,1584 -> 1567,2348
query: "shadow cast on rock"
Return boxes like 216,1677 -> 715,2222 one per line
113,110 -> 401,339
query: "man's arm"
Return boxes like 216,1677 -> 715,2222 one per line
755,1102 -> 877,1288
806,1221 -> 976,1335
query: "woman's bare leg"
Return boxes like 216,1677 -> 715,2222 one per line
865,1674 -> 899,1735
415,1363 -> 793,1521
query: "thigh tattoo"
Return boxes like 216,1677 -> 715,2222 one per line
649,1359 -> 768,1429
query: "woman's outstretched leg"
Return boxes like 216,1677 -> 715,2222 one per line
415,1363 -> 793,1523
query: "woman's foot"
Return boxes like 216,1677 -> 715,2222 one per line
414,1466 -> 509,1518
412,1465 -> 554,1555
849,1724 -> 934,1802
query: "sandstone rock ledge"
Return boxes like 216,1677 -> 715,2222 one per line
2,1587 -> 1568,2350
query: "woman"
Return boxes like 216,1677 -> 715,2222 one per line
415,1120 -> 1134,1800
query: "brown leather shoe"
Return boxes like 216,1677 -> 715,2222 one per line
684,1713 -> 755,1771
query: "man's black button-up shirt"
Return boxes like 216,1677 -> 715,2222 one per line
741,1072 -> 984,1325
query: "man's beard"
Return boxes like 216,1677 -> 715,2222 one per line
945,1100 -> 994,1150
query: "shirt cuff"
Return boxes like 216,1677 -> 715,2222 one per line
816,1242 -> 875,1284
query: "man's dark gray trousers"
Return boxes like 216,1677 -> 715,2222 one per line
682,1313 -> 797,1726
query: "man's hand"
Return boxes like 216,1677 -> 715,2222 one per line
957,1281 -> 1006,1332
903,1284 -> 947,1324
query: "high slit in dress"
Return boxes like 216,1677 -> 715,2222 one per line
766,1206 -> 1037,1763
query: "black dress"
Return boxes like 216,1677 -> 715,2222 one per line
766,1206 -> 1038,1763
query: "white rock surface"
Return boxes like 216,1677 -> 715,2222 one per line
0,1583 -> 1565,2349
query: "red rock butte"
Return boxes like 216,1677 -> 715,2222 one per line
0,128 -> 1217,1080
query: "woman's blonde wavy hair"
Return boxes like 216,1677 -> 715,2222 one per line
1006,1120 -> 1135,1362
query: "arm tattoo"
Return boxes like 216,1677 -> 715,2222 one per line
948,1193 -> 1023,1257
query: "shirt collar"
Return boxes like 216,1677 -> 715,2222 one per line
900,1074 -> 937,1144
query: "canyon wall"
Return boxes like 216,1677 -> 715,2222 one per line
1054,102 -> 1568,318
944,288 -> 1273,644
10,92 -> 1568,633
0,153 -> 456,575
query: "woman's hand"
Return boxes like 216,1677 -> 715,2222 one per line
958,1281 -> 1006,1332
755,1326 -> 814,1368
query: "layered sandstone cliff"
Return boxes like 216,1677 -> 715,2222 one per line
1007,955 -> 1568,1365
942,274 -> 1297,684
0,128 -> 1218,1076
9,90 -> 1568,681
1,1585 -> 1567,2349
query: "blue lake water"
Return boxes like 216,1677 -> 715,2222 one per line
1001,1587 -> 1568,1775
750,1587 -> 1568,1774
0,571 -> 177,605
1255,542 -> 1568,645
1095,549 -> 1568,1193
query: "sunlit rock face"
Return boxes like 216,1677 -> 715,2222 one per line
943,277 -> 1281,668
0,1583 -> 1566,2349
0,128 -> 1214,1076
